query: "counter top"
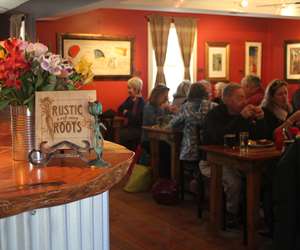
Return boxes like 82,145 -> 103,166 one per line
0,141 -> 134,218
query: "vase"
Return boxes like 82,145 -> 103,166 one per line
10,105 -> 35,161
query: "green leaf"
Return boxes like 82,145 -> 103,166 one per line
48,75 -> 57,85
66,84 -> 76,90
23,94 -> 34,105
41,84 -> 56,91
0,100 -> 10,110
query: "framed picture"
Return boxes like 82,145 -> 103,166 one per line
285,40 -> 300,82
35,90 -> 97,148
205,42 -> 230,81
245,42 -> 262,78
57,33 -> 134,80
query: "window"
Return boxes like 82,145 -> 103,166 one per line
20,19 -> 25,40
148,23 -> 197,100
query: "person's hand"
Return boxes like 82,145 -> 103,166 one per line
240,105 -> 255,119
253,106 -> 264,120
289,110 -> 300,124
123,109 -> 128,115
168,105 -> 179,113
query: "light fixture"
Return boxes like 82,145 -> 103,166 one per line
240,0 -> 249,8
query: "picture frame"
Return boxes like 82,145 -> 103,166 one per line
57,33 -> 134,80
205,42 -> 230,81
284,40 -> 300,83
245,42 -> 262,78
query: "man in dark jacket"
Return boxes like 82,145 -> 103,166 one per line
202,83 -> 267,227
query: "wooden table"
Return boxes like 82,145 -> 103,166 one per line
103,116 -> 125,143
143,125 -> 182,182
200,145 -> 281,250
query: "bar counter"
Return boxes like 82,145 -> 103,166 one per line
0,142 -> 134,219
0,119 -> 134,250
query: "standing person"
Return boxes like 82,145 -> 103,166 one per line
169,83 -> 217,173
142,84 -> 171,178
241,75 -> 264,106
197,79 -> 212,100
172,80 -> 191,109
203,83 -> 266,228
118,76 -> 145,150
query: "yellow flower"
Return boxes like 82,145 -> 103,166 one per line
0,47 -> 6,60
74,57 -> 94,84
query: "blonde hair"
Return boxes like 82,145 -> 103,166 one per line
173,80 -> 191,98
214,82 -> 228,98
128,76 -> 143,94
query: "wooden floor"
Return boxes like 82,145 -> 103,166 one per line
109,181 -> 272,250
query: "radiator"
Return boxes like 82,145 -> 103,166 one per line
0,191 -> 109,250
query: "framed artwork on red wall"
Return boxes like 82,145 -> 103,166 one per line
205,42 -> 230,82
57,33 -> 134,80
285,40 -> 300,83
245,42 -> 262,78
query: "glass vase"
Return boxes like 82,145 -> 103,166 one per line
10,105 -> 35,161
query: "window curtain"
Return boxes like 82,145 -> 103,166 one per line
148,15 -> 172,86
25,14 -> 36,42
174,18 -> 196,80
9,14 -> 24,38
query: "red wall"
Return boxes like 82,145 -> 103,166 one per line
36,9 -> 300,110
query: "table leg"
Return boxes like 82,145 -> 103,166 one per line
150,139 -> 159,181
246,169 -> 261,250
210,163 -> 223,231
113,125 -> 121,144
170,143 -> 180,183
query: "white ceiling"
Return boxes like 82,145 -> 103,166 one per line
93,0 -> 300,19
5,0 -> 300,19
0,0 -> 29,13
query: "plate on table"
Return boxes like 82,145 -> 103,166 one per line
248,139 -> 274,148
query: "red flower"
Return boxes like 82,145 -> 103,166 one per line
0,38 -> 29,89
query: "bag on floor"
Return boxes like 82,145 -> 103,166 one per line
152,179 -> 179,205
123,164 -> 152,193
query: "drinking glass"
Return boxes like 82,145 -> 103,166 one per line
239,131 -> 249,151
224,134 -> 237,148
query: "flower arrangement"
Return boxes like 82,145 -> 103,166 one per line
0,38 -> 93,111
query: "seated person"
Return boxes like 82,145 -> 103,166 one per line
292,88 -> 300,111
169,83 -> 217,191
262,79 -> 300,139
241,75 -> 264,106
202,83 -> 266,227
142,84 -> 171,178
212,82 -> 228,104
260,79 -> 300,236
172,80 -> 191,108
118,76 -> 145,150
197,79 -> 212,100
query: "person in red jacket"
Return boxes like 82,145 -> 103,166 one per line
241,75 -> 264,106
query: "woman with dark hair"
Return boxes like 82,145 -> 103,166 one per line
168,83 -> 217,188
141,84 -> 172,177
261,79 -> 300,237
262,79 -> 300,139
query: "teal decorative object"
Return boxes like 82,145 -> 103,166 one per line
88,101 -> 110,167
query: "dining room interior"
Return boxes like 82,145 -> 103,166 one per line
0,1 -> 300,250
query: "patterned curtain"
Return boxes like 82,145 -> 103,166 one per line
148,15 -> 172,85
25,14 -> 36,42
174,18 -> 196,80
9,14 -> 24,38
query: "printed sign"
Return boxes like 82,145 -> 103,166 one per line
35,90 -> 97,148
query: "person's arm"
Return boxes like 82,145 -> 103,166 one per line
168,110 -> 185,129
118,97 -> 131,115
142,105 -> 158,127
